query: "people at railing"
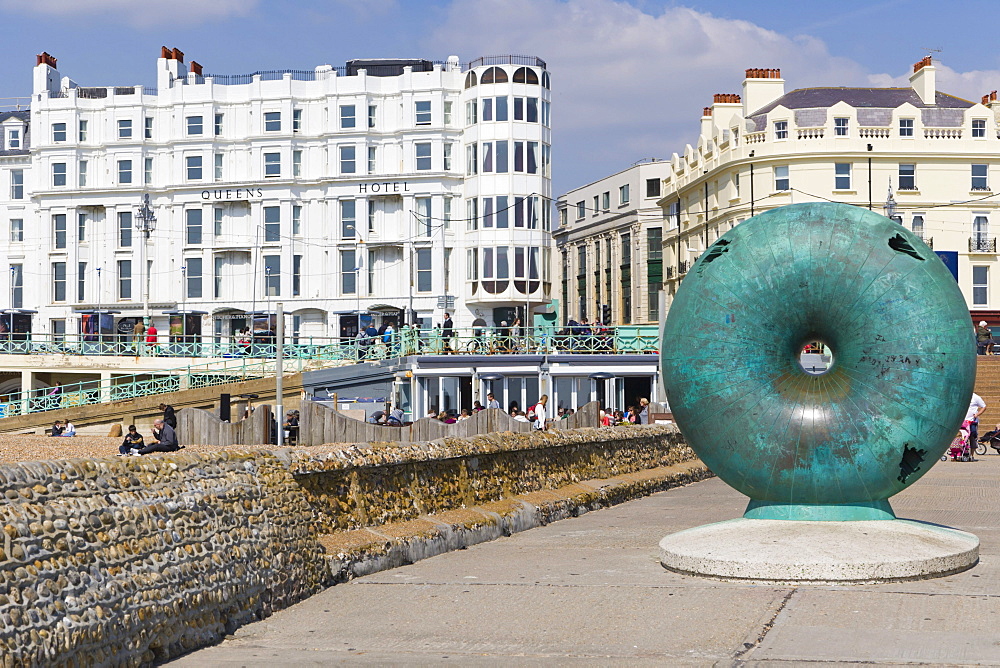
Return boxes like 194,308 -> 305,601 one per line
473,400 -> 485,412
441,313 -> 455,353
487,393 -> 500,409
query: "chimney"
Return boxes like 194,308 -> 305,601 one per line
190,61 -> 203,76
701,107 -> 714,139
158,46 -> 188,90
742,68 -> 784,116
909,56 -> 936,105
33,52 -> 61,96
983,90 -> 1000,111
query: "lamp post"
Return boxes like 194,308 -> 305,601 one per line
135,194 -> 156,324
883,178 -> 897,222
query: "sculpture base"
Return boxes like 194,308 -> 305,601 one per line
660,519 -> 979,584
744,499 -> 896,521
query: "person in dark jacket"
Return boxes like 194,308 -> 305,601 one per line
119,425 -> 145,455
137,419 -> 180,455
158,403 -> 177,429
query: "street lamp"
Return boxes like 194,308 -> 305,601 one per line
883,178 -> 897,221
135,194 -> 156,323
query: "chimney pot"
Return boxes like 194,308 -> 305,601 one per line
190,60 -> 203,76
171,47 -> 184,63
703,107 -> 712,117
35,52 -> 57,68
161,46 -> 171,59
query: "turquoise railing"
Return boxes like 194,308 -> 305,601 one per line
0,326 -> 660,362
0,356 -> 306,419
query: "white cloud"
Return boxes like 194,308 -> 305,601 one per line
0,0 -> 258,25
426,0 -> 873,193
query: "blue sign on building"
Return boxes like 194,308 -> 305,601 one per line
935,251 -> 959,281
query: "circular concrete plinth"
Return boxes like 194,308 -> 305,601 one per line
659,519 -> 979,584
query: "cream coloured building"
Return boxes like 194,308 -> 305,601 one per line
658,57 -> 1000,323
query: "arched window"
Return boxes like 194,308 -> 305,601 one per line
464,70 -> 477,89
513,67 -> 539,85
481,67 -> 508,84
542,71 -> 551,90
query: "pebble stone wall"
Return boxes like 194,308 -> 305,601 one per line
288,425 -> 694,533
0,452 -> 327,666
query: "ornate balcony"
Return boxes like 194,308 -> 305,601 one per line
969,236 -> 996,253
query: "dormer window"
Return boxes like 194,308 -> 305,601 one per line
774,120 -> 788,140
6,127 -> 20,149
973,119 -> 987,138
899,118 -> 914,137
834,117 -> 849,136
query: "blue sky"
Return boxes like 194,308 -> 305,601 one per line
2,0 -> 999,196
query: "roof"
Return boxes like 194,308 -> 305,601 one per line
750,87 -> 975,117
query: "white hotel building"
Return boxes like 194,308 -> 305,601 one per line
1,50 -> 551,342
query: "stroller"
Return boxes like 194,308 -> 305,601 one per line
978,427 -> 1000,455
943,422 -> 975,462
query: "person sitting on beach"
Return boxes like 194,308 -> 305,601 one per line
136,419 -> 180,455
119,425 -> 145,455
387,406 -> 405,426
59,421 -> 76,437
49,420 -> 64,437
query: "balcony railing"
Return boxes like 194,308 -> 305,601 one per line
915,235 -> 934,249
665,266 -> 675,279
679,260 -> 690,274
970,236 -> 996,253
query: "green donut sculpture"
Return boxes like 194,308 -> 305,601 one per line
661,202 -> 976,521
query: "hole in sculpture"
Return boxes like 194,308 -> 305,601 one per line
799,341 -> 833,375
888,233 -> 924,261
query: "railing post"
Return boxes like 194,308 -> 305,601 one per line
100,372 -> 113,403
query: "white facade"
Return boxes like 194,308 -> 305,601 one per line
657,58 -> 1000,322
6,50 -> 551,341
554,160 -> 671,325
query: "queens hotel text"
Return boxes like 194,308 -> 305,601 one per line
0,49 -> 552,341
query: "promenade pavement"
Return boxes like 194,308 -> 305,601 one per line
172,452 -> 1000,666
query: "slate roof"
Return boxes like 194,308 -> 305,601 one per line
750,87 -> 975,117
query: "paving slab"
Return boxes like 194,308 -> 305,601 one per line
170,454 -> 1000,666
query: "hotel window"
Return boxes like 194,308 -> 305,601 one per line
340,105 -> 356,129
899,118 -> 914,137
10,170 -> 22,199
340,250 -> 356,295
292,108 -> 302,132
264,152 -> 281,178
834,163 -> 852,190
619,184 -> 630,205
10,265 -> 21,308
52,122 -> 66,142
911,214 -> 925,237
292,205 -> 302,236
214,208 -> 223,236
416,197 -> 431,237
496,196 -> 509,228
78,160 -> 88,187
416,248 -> 433,292
774,165 -> 789,191
214,113 -> 223,136
186,155 -> 202,181
416,142 -> 432,170
834,117 -> 848,136
973,119 -> 987,138
213,257 -> 223,298
264,111 -> 281,132
899,164 -> 916,190
368,200 -> 376,232
9,218 -> 22,242
444,101 -> 453,125
972,164 -> 989,190
542,100 -> 551,126
774,120 -> 788,139
293,255 -> 302,296
77,262 -> 86,302
185,209 -> 202,245
444,197 -> 453,230
576,201 -> 586,220
339,145 -> 356,174
53,162 -> 67,187
53,214 -> 66,249
466,198 -> 478,230
466,144 -> 477,175
186,115 -> 203,135
974,266 -> 989,306
118,119 -> 132,139
78,212 -> 86,242
367,146 -> 376,173
415,100 -> 431,126
53,262 -> 67,302
118,211 -> 132,247
466,100 -> 478,125
264,206 -> 280,242
186,258 -> 202,299
214,153 -> 223,181
974,214 -> 989,245
117,160 -> 132,184
144,117 -> 153,139
443,143 -> 453,171
292,150 -> 302,177
341,200 -> 356,238
264,255 -> 280,296
495,140 -> 508,173
117,260 -> 132,300
646,178 -> 661,198
484,197 -> 494,228
78,119 -> 88,141
368,105 -> 377,129
144,157 -> 153,185
592,195 -> 599,216
602,192 -> 610,211
368,250 -> 376,294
